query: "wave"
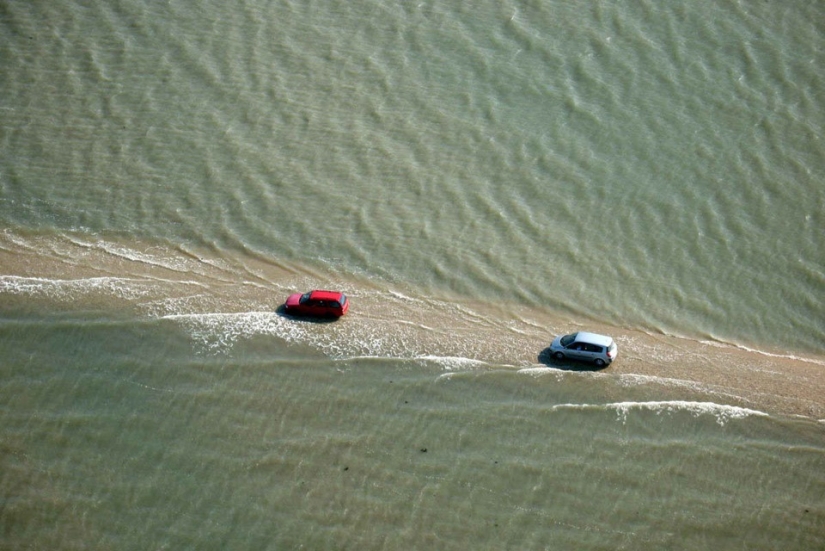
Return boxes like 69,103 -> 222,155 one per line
413,355 -> 490,370
703,340 -> 825,367
0,275 -> 157,301
551,400 -> 768,426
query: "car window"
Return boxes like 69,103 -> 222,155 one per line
560,334 -> 576,347
300,292 -> 312,304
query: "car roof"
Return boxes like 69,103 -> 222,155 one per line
575,332 -> 614,346
308,290 -> 344,301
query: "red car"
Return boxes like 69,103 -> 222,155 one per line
284,290 -> 349,318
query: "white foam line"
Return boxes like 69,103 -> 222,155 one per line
388,290 -> 423,303
0,275 -> 207,301
1,275 -> 139,284
66,237 -> 194,273
451,304 -> 490,324
717,342 -> 825,367
396,319 -> 437,331
414,355 -> 489,370
614,373 -> 768,404
138,276 -> 208,288
516,367 -> 573,382
0,275 -> 153,297
551,400 -> 768,426
158,311 -> 260,321
504,323 -> 532,336
518,366 -> 570,375
617,373 -> 709,391
335,355 -> 397,362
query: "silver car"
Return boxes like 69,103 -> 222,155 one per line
549,331 -> 618,367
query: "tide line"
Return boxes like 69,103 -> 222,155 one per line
551,400 -> 768,426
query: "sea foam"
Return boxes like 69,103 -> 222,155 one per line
0,275 -> 153,301
551,400 -> 768,426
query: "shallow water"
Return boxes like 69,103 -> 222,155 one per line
1,0 -> 824,548
2,310 -> 824,549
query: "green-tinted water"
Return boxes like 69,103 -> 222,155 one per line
1,1 -> 824,548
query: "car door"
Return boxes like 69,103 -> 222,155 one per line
566,342 -> 587,360
582,343 -> 603,362
304,299 -> 322,316
314,300 -> 337,317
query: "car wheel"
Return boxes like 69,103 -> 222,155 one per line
594,359 -> 606,368
553,352 -> 565,360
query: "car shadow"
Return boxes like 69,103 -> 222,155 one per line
537,347 -> 607,372
274,304 -> 341,324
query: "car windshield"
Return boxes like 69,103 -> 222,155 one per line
299,292 -> 312,304
560,333 -> 577,347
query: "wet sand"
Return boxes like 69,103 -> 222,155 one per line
603,333 -> 825,419
2,232 -> 823,420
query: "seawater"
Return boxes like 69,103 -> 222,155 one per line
1,1 -> 824,549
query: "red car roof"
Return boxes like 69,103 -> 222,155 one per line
308,290 -> 345,301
